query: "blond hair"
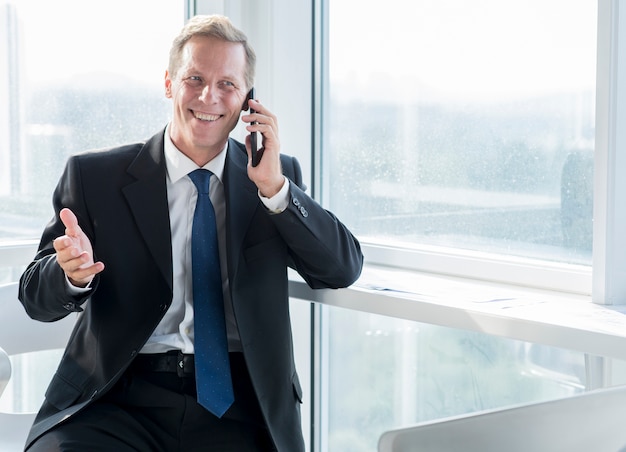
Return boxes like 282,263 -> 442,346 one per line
168,15 -> 256,90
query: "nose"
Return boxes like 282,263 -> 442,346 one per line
199,84 -> 218,103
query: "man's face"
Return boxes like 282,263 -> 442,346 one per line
165,36 -> 248,163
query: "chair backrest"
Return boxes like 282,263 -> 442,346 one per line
0,411 -> 37,451
0,281 -> 77,450
0,282 -> 76,356
0,346 -> 10,398
378,384 -> 626,452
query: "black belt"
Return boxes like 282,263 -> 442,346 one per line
132,350 -> 195,377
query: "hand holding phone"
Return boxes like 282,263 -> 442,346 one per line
248,88 -> 262,167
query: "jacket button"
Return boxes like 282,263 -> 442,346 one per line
292,197 -> 300,207
299,207 -> 308,217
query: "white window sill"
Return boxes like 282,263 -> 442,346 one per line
6,242 -> 626,360
289,265 -> 626,361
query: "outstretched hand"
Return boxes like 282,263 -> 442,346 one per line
53,208 -> 104,287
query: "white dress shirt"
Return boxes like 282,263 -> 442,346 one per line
66,127 -> 290,355
140,127 -> 290,354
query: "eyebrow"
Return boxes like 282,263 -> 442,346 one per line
180,66 -> 243,83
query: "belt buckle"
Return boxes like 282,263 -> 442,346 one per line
176,351 -> 186,377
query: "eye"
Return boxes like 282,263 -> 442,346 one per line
184,76 -> 203,88
218,80 -> 236,91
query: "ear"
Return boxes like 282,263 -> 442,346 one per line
164,70 -> 173,98
242,89 -> 253,111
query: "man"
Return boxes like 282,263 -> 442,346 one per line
19,15 -> 362,451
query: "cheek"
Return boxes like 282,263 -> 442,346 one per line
172,90 -> 193,112
228,95 -> 247,115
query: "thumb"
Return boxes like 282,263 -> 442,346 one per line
59,208 -> 81,237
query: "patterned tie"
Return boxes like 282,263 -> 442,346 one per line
188,169 -> 234,418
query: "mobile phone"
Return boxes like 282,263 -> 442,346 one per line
247,88 -> 262,167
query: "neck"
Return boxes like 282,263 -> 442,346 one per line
172,138 -> 227,167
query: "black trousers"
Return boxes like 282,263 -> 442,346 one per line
28,353 -> 276,452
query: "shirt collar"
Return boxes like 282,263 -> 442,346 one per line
163,123 -> 228,184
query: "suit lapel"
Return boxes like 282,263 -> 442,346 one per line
224,138 -> 259,281
122,130 -> 173,291
117,135 -> 254,292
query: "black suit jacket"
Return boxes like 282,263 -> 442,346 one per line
19,129 -> 363,451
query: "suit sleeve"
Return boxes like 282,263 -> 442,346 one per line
19,155 -> 97,321
274,155 -> 363,289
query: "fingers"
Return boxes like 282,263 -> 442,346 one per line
241,100 -> 284,196
244,100 -> 280,163
54,208 -> 89,269
53,236 -> 88,267
54,208 -> 104,287
244,99 -> 279,141
66,263 -> 105,287
53,236 -> 104,286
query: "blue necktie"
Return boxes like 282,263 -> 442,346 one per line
188,169 -> 234,418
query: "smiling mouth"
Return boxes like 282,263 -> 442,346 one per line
193,111 -> 221,122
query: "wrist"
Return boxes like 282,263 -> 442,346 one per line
258,176 -> 287,199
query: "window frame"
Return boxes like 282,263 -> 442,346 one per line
1,1 -> 625,451
593,0 -> 626,305
313,0 -> 626,302
4,1 -> 616,298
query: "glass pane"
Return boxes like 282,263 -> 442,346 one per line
325,306 -> 600,452
0,0 -> 184,242
326,0 -> 596,265
0,0 -> 184,411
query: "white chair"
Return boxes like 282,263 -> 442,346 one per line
0,346 -> 10,403
378,384 -> 626,452
0,282 -> 76,452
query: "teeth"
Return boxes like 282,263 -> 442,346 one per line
194,111 -> 220,121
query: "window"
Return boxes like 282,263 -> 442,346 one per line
320,1 -> 602,451
324,307 -> 596,452
0,0 -> 183,246
0,0 -> 184,410
324,0 -> 596,270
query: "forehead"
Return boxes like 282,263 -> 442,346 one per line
179,36 -> 247,79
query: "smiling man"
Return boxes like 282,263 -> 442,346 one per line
167,35 -> 248,164
19,15 -> 363,452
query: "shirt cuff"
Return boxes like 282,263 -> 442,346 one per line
259,176 -> 290,213
65,273 -> 93,295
